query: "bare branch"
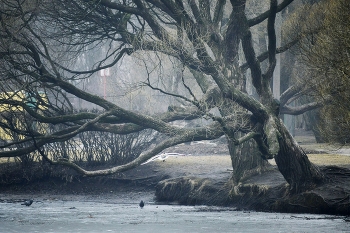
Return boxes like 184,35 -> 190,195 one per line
234,131 -> 259,145
280,102 -> 323,115
240,38 -> 299,71
33,123 -> 224,177
279,84 -> 304,107
263,0 -> 278,82
248,0 -> 294,27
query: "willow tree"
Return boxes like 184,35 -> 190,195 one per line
286,0 -> 350,144
0,0 -> 325,193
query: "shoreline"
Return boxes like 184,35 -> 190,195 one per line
1,133 -> 350,215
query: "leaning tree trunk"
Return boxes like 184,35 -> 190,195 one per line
227,132 -> 270,184
273,118 -> 324,193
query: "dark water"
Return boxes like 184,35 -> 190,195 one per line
0,199 -> 349,233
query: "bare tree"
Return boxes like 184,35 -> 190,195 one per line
0,0 -> 328,194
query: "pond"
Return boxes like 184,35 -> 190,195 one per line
0,198 -> 349,233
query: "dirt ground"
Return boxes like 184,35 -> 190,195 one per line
1,130 -> 350,214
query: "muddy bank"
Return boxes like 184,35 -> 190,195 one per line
154,156 -> 350,215
153,136 -> 350,215
0,155 -> 231,199
4,154 -> 349,215
1,138 -> 350,215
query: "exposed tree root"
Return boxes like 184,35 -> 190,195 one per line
156,177 -> 231,206
155,166 -> 350,215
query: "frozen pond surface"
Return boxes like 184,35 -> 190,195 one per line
0,199 -> 349,233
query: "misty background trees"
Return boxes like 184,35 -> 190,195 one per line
0,0 -> 348,194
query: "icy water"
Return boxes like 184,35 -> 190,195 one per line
0,199 -> 349,233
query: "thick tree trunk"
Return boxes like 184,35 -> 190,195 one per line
227,133 -> 270,184
274,119 -> 324,193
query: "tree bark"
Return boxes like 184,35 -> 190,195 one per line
228,133 -> 270,184
274,118 -> 324,193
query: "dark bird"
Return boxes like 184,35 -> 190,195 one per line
21,200 -> 33,206
139,200 -> 144,208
